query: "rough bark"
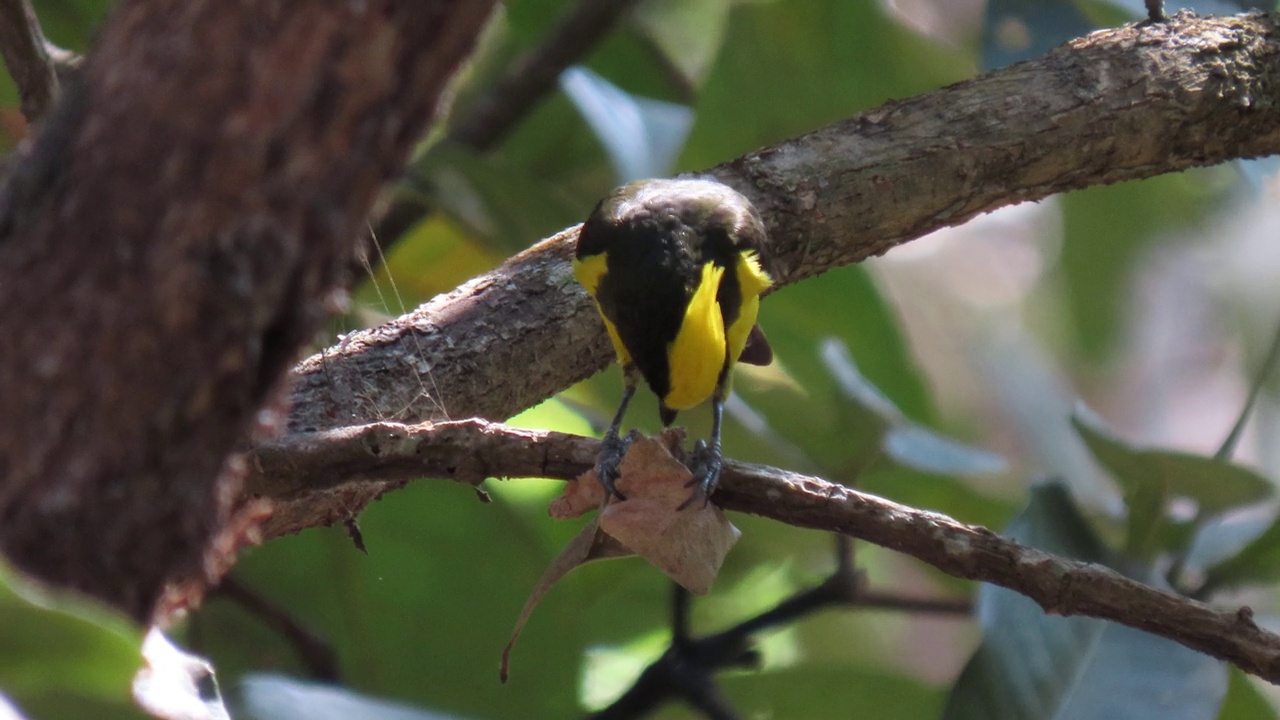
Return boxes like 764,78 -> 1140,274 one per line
0,0 -> 496,620
272,12 -> 1280,531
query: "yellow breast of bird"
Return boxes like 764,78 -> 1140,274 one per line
573,253 -> 632,365
724,250 -> 771,369
665,262 -> 727,411
664,250 -> 770,411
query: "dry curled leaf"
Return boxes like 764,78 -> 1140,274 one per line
500,515 -> 631,682
599,438 -> 740,594
548,468 -> 605,519
504,435 -> 740,679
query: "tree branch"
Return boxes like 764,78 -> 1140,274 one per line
246,419 -> 1280,684
370,0 -> 643,248
211,577 -> 340,682
449,0 -> 644,151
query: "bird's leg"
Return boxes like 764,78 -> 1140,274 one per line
1144,0 -> 1165,22
597,367 -> 639,500
681,387 -> 725,510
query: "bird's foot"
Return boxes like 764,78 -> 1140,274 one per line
596,429 -> 640,501
679,439 -> 723,510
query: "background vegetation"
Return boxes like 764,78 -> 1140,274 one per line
6,0 -> 1280,718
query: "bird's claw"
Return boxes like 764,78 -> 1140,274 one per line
596,429 -> 639,501
679,439 -> 723,510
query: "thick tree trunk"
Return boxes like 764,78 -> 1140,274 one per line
0,0 -> 495,620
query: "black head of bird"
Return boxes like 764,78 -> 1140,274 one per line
573,177 -> 773,507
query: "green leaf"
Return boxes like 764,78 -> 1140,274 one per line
1216,667 -> 1278,720
680,1 -> 974,171
946,622 -> 1228,720
633,0 -> 733,89
200,480 -> 639,719
818,336 -> 898,457
883,425 -> 1008,478
418,144 -> 582,254
1182,506 -> 1274,577
0,562 -> 146,719
1201,509 -> 1280,593
973,327 -> 1118,510
1004,483 -> 1108,559
1071,407 -> 1274,559
1058,174 -> 1229,358
559,66 -> 694,183
943,484 -> 1229,720
358,213 -> 502,311
726,264 -> 931,475
720,665 -> 943,720
820,337 -> 1007,478
236,673 -> 467,720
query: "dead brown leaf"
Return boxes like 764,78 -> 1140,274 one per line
499,514 -> 630,682
503,434 -> 741,680
598,437 -> 740,595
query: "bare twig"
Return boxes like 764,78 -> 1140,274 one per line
0,0 -> 61,122
1146,0 -> 1166,22
370,0 -> 643,245
1218,316 -> 1280,461
449,0 -> 644,151
852,589 -> 972,615
246,419 -> 1280,684
212,577 -> 341,682
592,568 -> 860,719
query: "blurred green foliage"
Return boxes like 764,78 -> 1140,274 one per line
0,562 -> 145,719
4,1 -> 1280,719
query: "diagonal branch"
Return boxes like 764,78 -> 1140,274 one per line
247,419 -> 1280,684
448,0 -> 645,152
371,0 -> 643,248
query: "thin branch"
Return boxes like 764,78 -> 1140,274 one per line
1217,315 -> 1280,461
0,0 -> 60,122
212,577 -> 341,682
854,589 -> 972,615
592,566 -> 859,720
247,420 -> 1280,684
591,537 -> 966,719
448,0 -> 644,151
370,0 -> 643,245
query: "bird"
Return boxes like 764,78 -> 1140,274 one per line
573,177 -> 774,507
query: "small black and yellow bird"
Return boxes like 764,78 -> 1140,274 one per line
574,178 -> 774,506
